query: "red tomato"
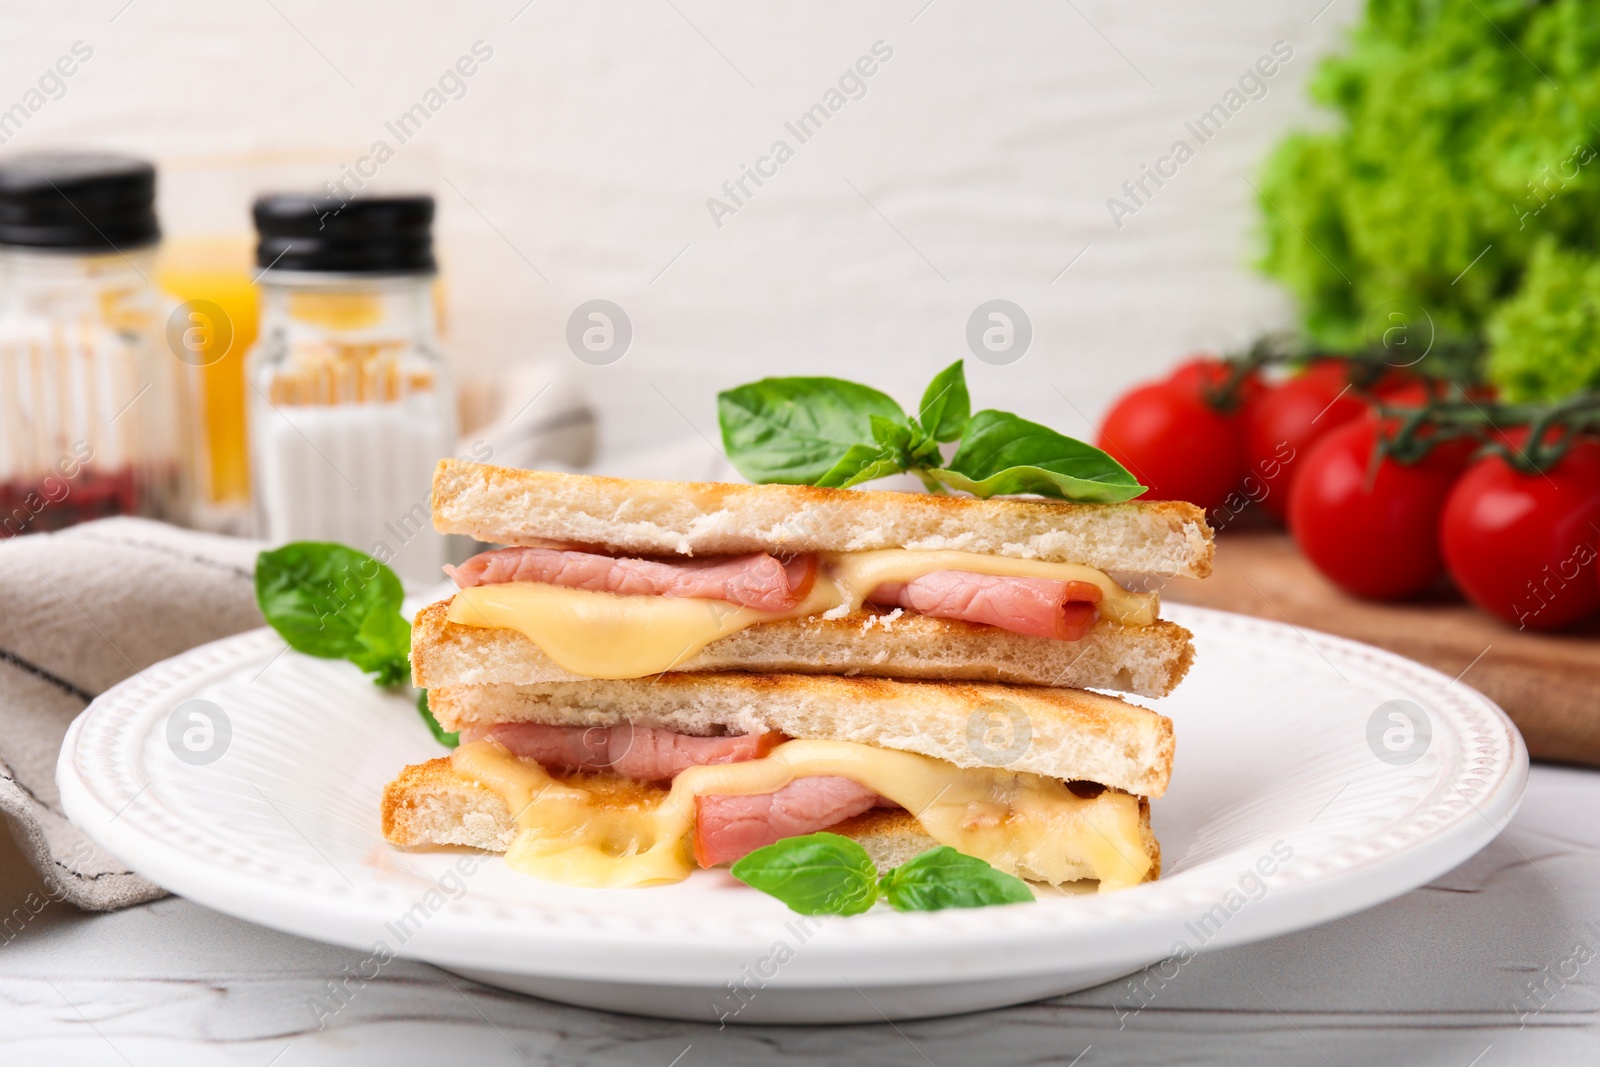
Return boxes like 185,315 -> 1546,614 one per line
1293,359 -> 1445,399
1367,366 -> 1422,399
1373,382 -> 1433,408
1288,415 -> 1474,599
1167,356 -> 1267,422
1365,378 -> 1495,408
1441,437 -> 1600,630
1097,380 -> 1245,514
1295,357 -> 1415,398
1244,371 -> 1368,521
1296,358 -> 1354,392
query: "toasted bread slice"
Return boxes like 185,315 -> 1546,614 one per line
426,672 -> 1173,799
380,758 -> 1160,886
411,598 -> 1195,697
431,460 -> 1213,579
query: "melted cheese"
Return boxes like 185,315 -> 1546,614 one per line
451,738 -> 1151,893
446,548 -> 1157,679
447,578 -> 840,679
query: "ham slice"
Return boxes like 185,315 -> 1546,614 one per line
448,547 -> 817,612
465,721 -> 888,865
693,777 -> 883,868
463,722 -> 784,782
867,573 -> 1103,641
450,546 -> 1107,640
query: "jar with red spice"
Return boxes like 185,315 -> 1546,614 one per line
0,152 -> 187,537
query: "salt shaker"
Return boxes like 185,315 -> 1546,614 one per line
246,194 -> 455,583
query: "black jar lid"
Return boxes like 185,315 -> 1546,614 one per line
253,194 -> 435,275
0,152 -> 159,251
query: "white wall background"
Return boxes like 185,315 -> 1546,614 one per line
1,0 -> 1359,464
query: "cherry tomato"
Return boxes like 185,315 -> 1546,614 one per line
1366,366 -> 1422,399
1296,358 -> 1353,393
1288,415 -> 1474,600
1375,382 -> 1433,408
1294,357 -> 1414,399
1167,356 -> 1267,423
1365,378 -> 1495,408
1244,369 -> 1368,521
1441,437 -> 1600,631
1097,380 -> 1245,515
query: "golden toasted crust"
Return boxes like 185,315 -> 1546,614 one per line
381,760 -> 1160,886
382,757 -> 471,846
431,460 -> 1214,578
426,670 -> 1174,799
410,597 -> 1196,697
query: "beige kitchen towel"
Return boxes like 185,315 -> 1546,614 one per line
0,518 -> 265,911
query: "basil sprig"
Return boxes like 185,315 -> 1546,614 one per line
730,833 -> 1034,915
254,542 -> 457,747
717,360 -> 1144,502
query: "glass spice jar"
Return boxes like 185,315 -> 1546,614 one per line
246,194 -> 455,583
0,151 -> 186,537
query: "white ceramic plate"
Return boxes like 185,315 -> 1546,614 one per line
57,603 -> 1526,1023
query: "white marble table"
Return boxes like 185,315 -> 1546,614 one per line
4,763 -> 1597,1066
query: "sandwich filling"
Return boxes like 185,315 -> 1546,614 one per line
449,723 -> 1151,892
445,546 -> 1158,679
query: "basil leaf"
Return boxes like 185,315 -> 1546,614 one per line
869,414 -> 915,452
918,361 -> 971,442
354,608 -> 412,686
255,542 -> 410,683
879,847 -> 1035,911
815,443 -> 907,490
729,832 -> 879,915
418,689 -> 458,747
931,410 -> 1146,502
718,378 -> 905,484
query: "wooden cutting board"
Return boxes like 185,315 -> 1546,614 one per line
1163,527 -> 1600,767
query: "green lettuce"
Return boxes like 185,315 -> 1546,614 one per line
1257,0 -> 1600,399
